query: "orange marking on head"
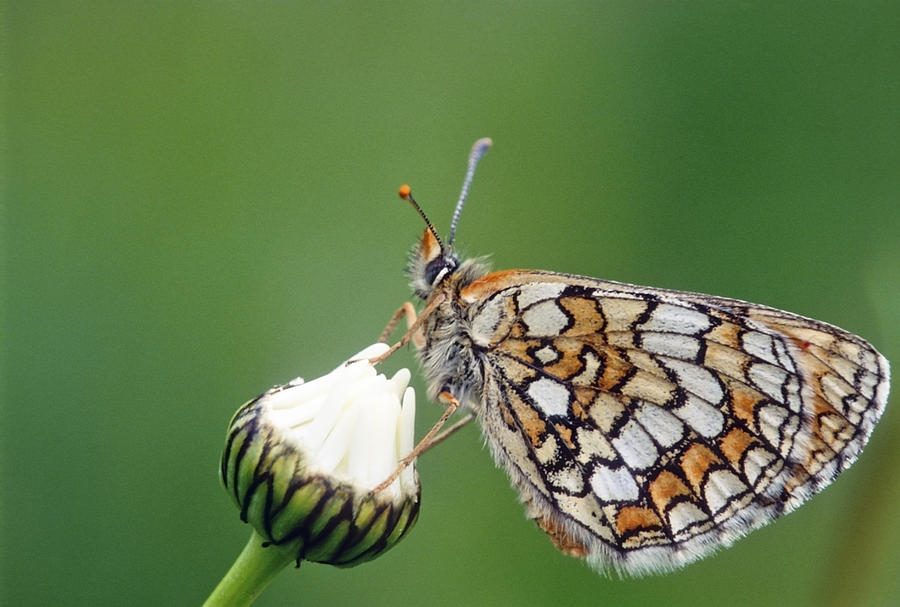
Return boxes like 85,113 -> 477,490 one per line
681,443 -> 721,492
719,427 -> 754,465
535,515 -> 589,557
418,228 -> 441,262
616,506 -> 662,535
398,184 -> 412,199
649,470 -> 692,512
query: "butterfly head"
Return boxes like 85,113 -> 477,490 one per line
401,138 -> 492,299
402,185 -> 461,298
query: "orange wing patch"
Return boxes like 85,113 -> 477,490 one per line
649,470 -> 693,513
534,515 -> 589,557
719,427 -> 755,465
681,443 -> 722,494
616,506 -> 663,535
727,382 -> 766,430
559,296 -> 606,336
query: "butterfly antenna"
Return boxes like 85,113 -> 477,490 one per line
398,184 -> 445,251
447,137 -> 492,247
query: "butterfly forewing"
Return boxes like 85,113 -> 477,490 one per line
453,270 -> 889,574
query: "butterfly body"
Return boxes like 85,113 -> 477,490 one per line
398,139 -> 890,575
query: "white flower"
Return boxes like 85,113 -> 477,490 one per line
262,343 -> 417,500
221,343 -> 420,567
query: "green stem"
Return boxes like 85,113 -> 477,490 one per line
203,531 -> 293,607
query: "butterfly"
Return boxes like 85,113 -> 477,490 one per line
374,138 -> 890,575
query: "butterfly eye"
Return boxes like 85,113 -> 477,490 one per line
424,255 -> 457,287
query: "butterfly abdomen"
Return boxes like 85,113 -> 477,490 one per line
416,287 -> 487,412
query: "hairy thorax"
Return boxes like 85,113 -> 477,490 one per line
415,261 -> 489,412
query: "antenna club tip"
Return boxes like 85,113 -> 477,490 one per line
398,184 -> 411,199
473,137 -> 493,152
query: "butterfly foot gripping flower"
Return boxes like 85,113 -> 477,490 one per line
207,344 -> 419,606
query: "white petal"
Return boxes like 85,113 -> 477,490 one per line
398,387 -> 417,489
346,393 -> 373,483
388,368 -> 412,399
314,403 -> 357,474
258,343 -> 418,497
268,393 -> 326,429
349,342 -> 390,362
368,388 -> 398,489
268,368 -> 337,409
299,376 -> 359,452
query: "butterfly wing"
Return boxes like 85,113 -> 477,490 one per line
459,270 -> 890,575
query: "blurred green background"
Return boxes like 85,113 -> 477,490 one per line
4,2 -> 899,606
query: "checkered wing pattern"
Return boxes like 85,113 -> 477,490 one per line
461,270 -> 889,575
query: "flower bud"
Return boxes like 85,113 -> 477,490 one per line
220,343 -> 419,567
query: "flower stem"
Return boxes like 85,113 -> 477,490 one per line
203,531 -> 293,607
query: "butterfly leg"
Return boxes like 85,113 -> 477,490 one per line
371,390 -> 461,494
377,301 -> 418,344
369,294 -> 444,364
422,412 -> 475,451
